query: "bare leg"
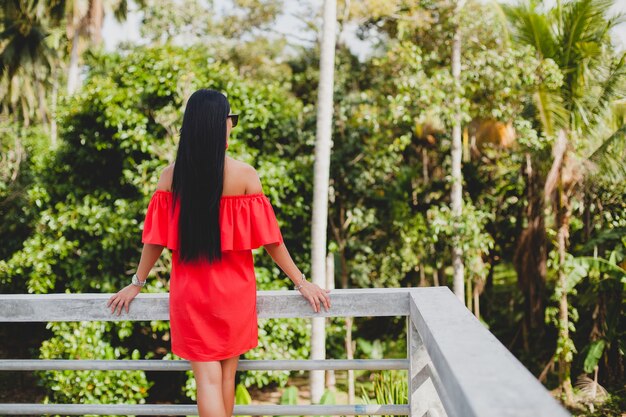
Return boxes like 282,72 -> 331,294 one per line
190,360 -> 227,417
220,354 -> 240,417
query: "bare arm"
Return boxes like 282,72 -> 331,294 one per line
132,166 -> 175,284
108,168 -> 172,316
264,242 -> 304,287
264,241 -> 331,313
135,243 -> 164,282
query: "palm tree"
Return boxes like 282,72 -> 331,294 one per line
0,0 -> 134,148
65,0 -> 131,94
0,1 -> 64,129
501,0 -> 626,405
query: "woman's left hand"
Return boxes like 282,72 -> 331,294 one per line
298,281 -> 331,313
107,284 -> 142,316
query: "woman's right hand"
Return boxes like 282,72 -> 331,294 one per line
298,281 -> 331,313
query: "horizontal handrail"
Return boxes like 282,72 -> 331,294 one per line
0,288 -> 410,321
408,288 -> 571,417
0,358 -> 409,371
0,287 -> 572,417
0,404 -> 410,416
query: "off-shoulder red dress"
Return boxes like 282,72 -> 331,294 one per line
141,190 -> 284,361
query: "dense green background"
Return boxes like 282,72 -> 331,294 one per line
1,0 -> 625,415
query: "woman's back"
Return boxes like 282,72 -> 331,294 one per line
140,157 -> 284,361
156,156 -> 264,196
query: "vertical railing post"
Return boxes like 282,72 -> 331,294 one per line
407,316 -> 411,417
408,292 -> 449,417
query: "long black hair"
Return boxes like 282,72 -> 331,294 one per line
172,89 -> 230,264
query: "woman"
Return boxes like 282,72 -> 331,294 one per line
106,89 -> 331,417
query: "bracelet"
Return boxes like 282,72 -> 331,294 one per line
294,272 -> 306,290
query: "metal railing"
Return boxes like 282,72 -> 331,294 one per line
0,287 -> 571,416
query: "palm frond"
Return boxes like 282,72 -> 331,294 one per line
555,0 -> 626,133
571,255 -> 626,282
588,51 -> 626,124
609,99 -> 626,130
585,123 -> 626,184
574,373 -> 608,401
533,87 -> 569,135
0,0 -> 61,122
579,227 -> 626,253
501,0 -> 559,58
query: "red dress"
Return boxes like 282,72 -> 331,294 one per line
141,190 -> 284,361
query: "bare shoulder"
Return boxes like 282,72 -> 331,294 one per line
244,164 -> 263,194
155,163 -> 175,191
227,157 -> 263,194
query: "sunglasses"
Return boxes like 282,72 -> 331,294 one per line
227,114 -> 239,127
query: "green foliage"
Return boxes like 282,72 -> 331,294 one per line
571,236 -> 625,381
320,389 -> 336,404
428,199 -> 494,281
235,382 -> 252,417
2,0 -> 625,407
0,121 -> 51,269
0,1 -> 65,124
277,385 -> 299,417
319,389 -> 336,417
274,386 -> 339,417
581,390 -> 626,417
182,365 -> 197,401
463,44 -> 563,120
279,385 -> 298,405
241,317 -> 309,387
360,370 -> 408,417
545,234 -> 626,379
235,382 -> 252,404
37,321 -> 151,408
1,43 -> 313,399
583,339 -> 606,374
356,338 -> 384,360
546,251 -> 579,365
502,0 -> 626,136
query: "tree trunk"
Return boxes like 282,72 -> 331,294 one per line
37,78 -> 48,130
310,0 -> 337,404
514,153 -> 547,352
466,273 -> 472,310
556,173 -> 574,404
473,278 -> 481,319
66,0 -> 105,96
87,0 -> 104,45
345,316 -> 355,401
422,148 -> 429,184
50,69 -> 59,148
419,264 -> 427,287
67,28 -> 81,95
450,0 -> 466,303
546,130 -> 574,405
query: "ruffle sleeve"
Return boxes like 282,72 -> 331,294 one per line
141,190 -> 179,251
220,193 -> 284,251
140,190 -> 284,252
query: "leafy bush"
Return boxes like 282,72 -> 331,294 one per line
37,321 -> 151,410
1,43 -> 313,401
